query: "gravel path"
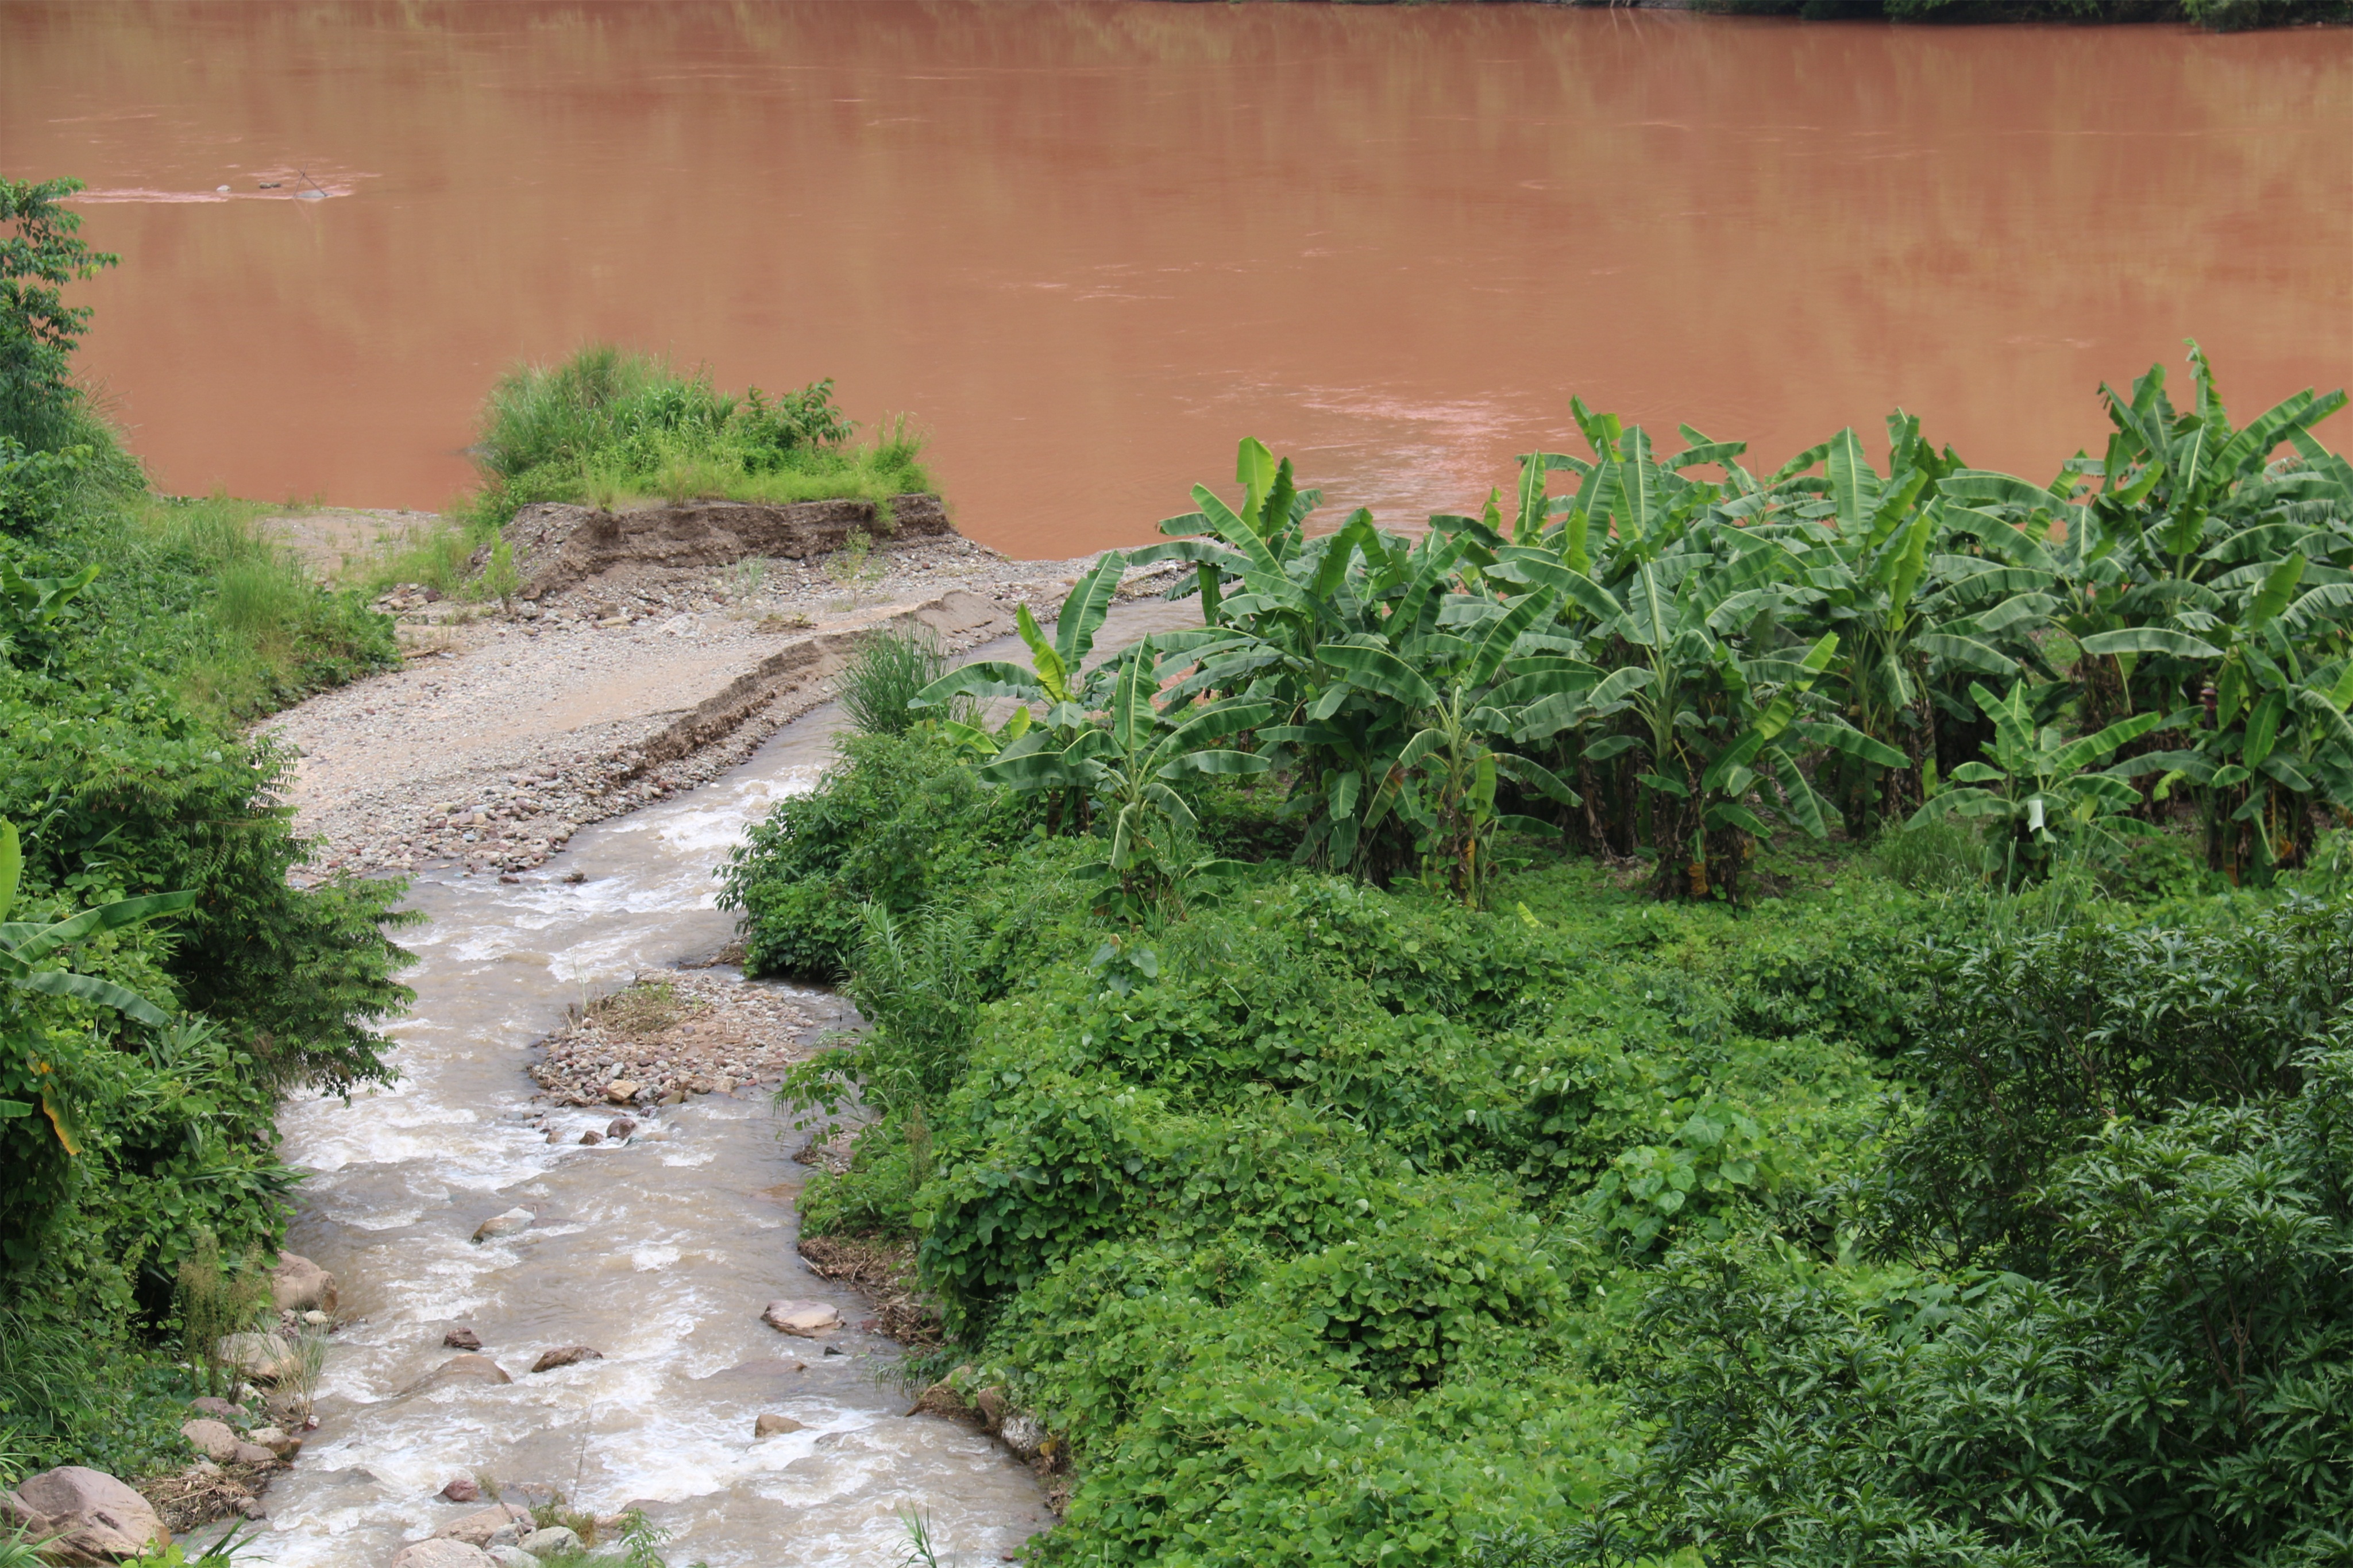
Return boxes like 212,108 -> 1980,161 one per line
260,534 -> 1144,883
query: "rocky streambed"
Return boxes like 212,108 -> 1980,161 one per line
98,515 -> 1204,1567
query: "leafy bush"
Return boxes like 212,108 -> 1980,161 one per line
0,178 -> 114,453
1612,1033 -> 2353,1565
1870,895 -> 2349,1271
719,729 -> 1046,979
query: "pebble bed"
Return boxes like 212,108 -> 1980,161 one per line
527,970 -> 831,1110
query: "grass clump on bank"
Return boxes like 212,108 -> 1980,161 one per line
465,345 -> 930,527
365,344 -> 934,601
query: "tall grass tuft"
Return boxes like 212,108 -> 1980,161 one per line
124,492 -> 397,719
1872,814 -> 1982,892
839,624 -> 947,737
175,1236 -> 273,1399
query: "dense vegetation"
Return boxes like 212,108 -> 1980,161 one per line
724,350 -> 2352,1565
1,176 -> 414,1482
463,345 -> 929,527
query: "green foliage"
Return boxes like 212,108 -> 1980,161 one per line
464,343 -> 926,528
1912,678 -> 2173,885
1870,895 -> 2348,1272
840,623 -> 949,738
1676,0 -> 2348,23
720,349 -> 2353,1562
1613,1021 -> 2353,1565
0,1307 -> 213,1483
0,178 -> 115,453
0,202 -> 413,1480
172,1235 -> 272,1400
1036,352 -> 2346,903
719,729 -> 1046,980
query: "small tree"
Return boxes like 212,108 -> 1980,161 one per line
0,178 -> 117,450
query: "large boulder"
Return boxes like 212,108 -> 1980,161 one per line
403,1354 -> 512,1395
391,1543 -> 499,1568
180,1418 -> 240,1462
528,1345 -> 603,1374
433,1503 -> 535,1546
270,1251 -> 338,1314
217,1331 -> 300,1383
5,1465 -> 170,1561
761,1299 -> 840,1337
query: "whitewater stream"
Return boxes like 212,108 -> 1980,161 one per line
238,600 -> 1194,1567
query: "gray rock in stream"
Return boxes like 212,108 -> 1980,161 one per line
472,1207 -> 535,1242
392,1543 -> 500,1568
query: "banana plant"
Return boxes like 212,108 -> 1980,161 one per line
2104,551 -> 2353,879
2089,343 -> 2349,588
1908,682 -> 2172,886
1,820 -> 194,1153
2039,347 -> 2352,726
973,638 -> 1274,924
1487,454 -> 1910,895
1517,562 -> 1872,897
910,550 -> 1129,825
1293,565 -> 1584,902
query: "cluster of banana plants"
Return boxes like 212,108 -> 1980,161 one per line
923,346 -> 2350,905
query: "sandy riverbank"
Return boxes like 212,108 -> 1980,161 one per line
257,519 -> 1168,885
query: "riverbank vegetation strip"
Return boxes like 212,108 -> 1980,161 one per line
1392,0 -> 2347,30
725,353 -> 2353,1565
1,175 -> 418,1480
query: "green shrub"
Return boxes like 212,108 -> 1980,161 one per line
839,624 -> 949,738
0,207 -> 413,1474
720,729 -> 1044,979
1610,1029 -> 2353,1564
0,178 -> 115,453
1870,896 -> 2348,1271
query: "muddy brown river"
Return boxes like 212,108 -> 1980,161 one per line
7,1 -> 2349,557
